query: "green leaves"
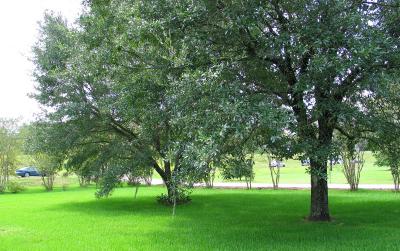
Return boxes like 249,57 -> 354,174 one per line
0,118 -> 21,192
30,1 -> 400,204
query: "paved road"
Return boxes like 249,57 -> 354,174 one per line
150,179 -> 395,190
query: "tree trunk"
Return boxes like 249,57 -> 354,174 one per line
391,166 -> 399,192
305,109 -> 334,221
165,179 -> 174,198
152,161 -> 176,201
308,116 -> 333,221
309,160 -> 330,221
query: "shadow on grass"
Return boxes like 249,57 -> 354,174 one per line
48,189 -> 400,224
47,190 -> 299,215
45,189 -> 400,250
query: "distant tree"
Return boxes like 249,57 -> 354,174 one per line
202,160 -> 216,188
375,149 -> 400,191
24,122 -> 65,191
369,76 -> 400,191
341,140 -> 365,191
33,153 -> 62,191
261,142 -> 293,190
266,154 -> 281,190
220,153 -> 255,189
126,167 -> 153,187
0,119 -> 20,193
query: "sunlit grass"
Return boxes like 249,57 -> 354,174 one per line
1,186 -> 400,250
13,152 -> 392,189
153,151 -> 392,185
225,151 -> 393,184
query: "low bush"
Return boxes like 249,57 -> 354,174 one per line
157,192 -> 191,206
7,181 -> 25,193
0,184 -> 6,193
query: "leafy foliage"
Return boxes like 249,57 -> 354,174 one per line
369,75 -> 400,191
7,181 -> 25,194
220,154 -> 255,188
23,122 -> 65,191
30,0 -> 400,220
0,119 -> 21,193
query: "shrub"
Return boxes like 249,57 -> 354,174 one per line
157,180 -> 192,207
157,193 -> 191,206
0,184 -> 6,193
7,181 -> 25,193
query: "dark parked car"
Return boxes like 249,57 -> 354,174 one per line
301,159 -> 310,166
15,167 -> 41,177
330,158 -> 343,165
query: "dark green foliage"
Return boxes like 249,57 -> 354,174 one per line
31,7 -> 199,202
165,0 -> 400,220
31,0 -> 400,220
220,156 -> 254,182
157,190 -> 192,206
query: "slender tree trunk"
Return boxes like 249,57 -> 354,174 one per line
267,155 -> 277,189
391,166 -> 399,192
342,145 -> 364,191
134,184 -> 139,199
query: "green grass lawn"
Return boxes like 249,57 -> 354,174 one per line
12,151 -> 393,187
151,151 -> 394,185
210,151 -> 392,184
1,185 -> 400,250
250,151 -> 393,184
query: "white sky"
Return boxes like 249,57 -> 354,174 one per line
0,0 -> 82,122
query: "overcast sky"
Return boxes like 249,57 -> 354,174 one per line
0,0 -> 82,122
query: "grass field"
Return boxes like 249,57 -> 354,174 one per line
249,151 -> 393,184
11,151 -> 394,189
152,151 -> 393,185
1,185 -> 400,250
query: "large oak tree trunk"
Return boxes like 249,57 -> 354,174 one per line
309,160 -> 330,221
308,116 -> 334,221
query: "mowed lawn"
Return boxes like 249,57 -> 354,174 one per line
250,151 -> 393,184
212,151 -> 393,184
1,186 -> 400,251
152,151 -> 392,185
13,151 -> 394,186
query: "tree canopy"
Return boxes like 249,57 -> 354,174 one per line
32,0 -> 400,221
